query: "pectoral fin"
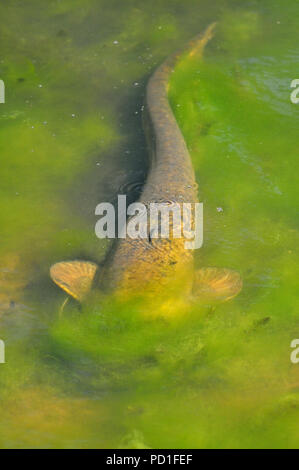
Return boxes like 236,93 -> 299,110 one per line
50,260 -> 98,302
192,267 -> 242,303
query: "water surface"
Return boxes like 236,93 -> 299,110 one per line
0,0 -> 298,448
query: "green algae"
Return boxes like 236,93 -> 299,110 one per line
0,0 -> 298,449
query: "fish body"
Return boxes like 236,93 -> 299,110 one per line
100,39 -> 200,299
50,24 -> 242,313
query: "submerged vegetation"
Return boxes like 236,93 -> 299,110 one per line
0,0 -> 298,448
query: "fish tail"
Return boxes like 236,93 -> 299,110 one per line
153,22 -> 217,88
187,22 -> 217,58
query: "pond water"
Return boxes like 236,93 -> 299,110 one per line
0,0 -> 298,448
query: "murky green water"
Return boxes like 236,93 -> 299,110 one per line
0,0 -> 298,448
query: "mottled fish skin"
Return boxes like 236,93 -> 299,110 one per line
101,24 -> 216,299
50,23 -> 242,308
